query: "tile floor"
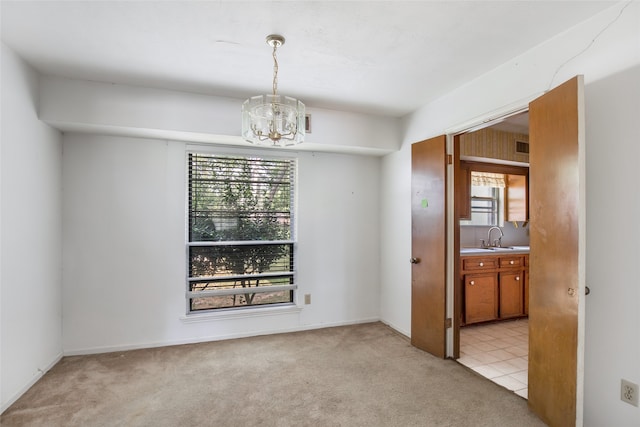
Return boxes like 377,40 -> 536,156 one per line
458,318 -> 529,399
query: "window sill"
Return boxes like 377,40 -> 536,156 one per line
180,304 -> 302,323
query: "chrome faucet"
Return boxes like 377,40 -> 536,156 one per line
487,226 -> 504,247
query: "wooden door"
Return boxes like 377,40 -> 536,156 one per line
528,76 -> 585,426
411,135 -> 447,358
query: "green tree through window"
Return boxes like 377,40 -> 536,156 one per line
187,153 -> 296,311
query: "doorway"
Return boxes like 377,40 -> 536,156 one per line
411,76 -> 586,426
453,111 -> 531,399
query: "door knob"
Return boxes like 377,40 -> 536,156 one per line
409,257 -> 420,264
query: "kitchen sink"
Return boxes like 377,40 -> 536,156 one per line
460,248 -> 493,253
460,246 -> 529,254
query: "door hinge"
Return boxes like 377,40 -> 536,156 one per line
447,154 -> 453,165
445,318 -> 452,328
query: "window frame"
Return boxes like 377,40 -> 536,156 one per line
460,161 -> 528,227
185,149 -> 298,314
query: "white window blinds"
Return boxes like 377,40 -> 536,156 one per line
187,153 -> 296,312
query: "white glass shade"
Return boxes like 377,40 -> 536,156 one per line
242,94 -> 305,146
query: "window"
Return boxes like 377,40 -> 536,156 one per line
459,161 -> 528,227
466,172 -> 505,227
187,153 -> 296,312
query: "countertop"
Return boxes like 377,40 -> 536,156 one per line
460,246 -> 530,255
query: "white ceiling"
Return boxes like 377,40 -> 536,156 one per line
1,1 -> 616,117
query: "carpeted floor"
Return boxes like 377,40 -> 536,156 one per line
1,322 -> 546,427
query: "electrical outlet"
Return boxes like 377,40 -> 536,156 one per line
304,294 -> 311,305
621,379 -> 639,407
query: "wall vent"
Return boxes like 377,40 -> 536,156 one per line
516,140 -> 530,154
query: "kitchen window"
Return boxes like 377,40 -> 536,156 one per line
186,153 -> 296,312
466,171 -> 505,227
459,161 -> 528,227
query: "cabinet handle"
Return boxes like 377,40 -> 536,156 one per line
479,262 -> 484,267
470,280 -> 475,286
510,260 -> 515,265
516,276 -> 520,281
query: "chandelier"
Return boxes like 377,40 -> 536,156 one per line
242,34 -> 305,146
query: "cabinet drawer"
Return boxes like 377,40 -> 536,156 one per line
499,256 -> 524,268
462,257 -> 499,271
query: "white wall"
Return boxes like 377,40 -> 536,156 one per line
62,134 -> 381,353
380,3 -> 640,426
583,64 -> 640,426
379,146 -> 412,335
39,75 -> 401,156
0,44 -> 63,411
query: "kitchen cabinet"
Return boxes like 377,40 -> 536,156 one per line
457,162 -> 471,219
506,174 -> 528,222
499,270 -> 524,318
524,270 -> 530,315
461,253 -> 528,325
464,273 -> 498,323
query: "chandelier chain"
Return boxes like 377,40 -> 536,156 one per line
272,43 -> 279,96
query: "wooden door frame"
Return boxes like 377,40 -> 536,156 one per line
446,108 -> 530,359
450,134 -> 461,358
447,77 -> 585,426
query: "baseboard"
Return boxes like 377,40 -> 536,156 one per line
1,352 -> 63,414
63,317 -> 381,356
380,319 -> 410,339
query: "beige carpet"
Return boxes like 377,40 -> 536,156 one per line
2,322 -> 545,427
